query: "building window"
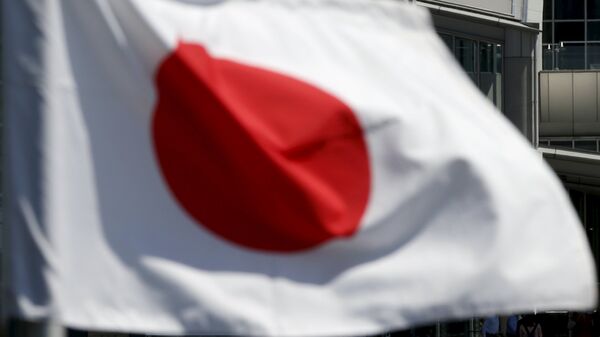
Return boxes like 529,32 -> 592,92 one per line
440,33 -> 503,110
557,42 -> 586,69
555,21 -> 585,41
588,21 -> 600,40
555,0 -> 585,20
588,43 -> 600,68
455,37 -> 477,82
543,0 -> 600,70
544,0 -> 553,20
589,0 -> 600,19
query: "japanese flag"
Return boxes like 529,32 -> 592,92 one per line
4,0 -> 596,336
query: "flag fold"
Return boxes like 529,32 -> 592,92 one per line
4,0 -> 597,336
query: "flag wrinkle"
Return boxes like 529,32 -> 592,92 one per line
152,41 -> 369,249
106,0 -> 175,72
64,0 -> 156,120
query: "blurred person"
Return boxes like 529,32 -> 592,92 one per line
507,315 -> 519,337
519,315 -> 542,337
483,316 -> 501,337
573,312 -> 593,337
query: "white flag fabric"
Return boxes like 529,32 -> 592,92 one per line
4,0 -> 597,336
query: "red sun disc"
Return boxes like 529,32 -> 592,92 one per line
152,42 -> 371,252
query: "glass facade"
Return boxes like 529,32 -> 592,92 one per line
543,0 -> 600,69
440,33 -> 503,110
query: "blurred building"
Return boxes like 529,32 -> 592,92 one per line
418,0 -> 543,145
417,1 -> 600,337
537,0 -> 600,315
542,0 -> 600,70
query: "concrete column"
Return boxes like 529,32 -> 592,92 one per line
504,27 -> 539,144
